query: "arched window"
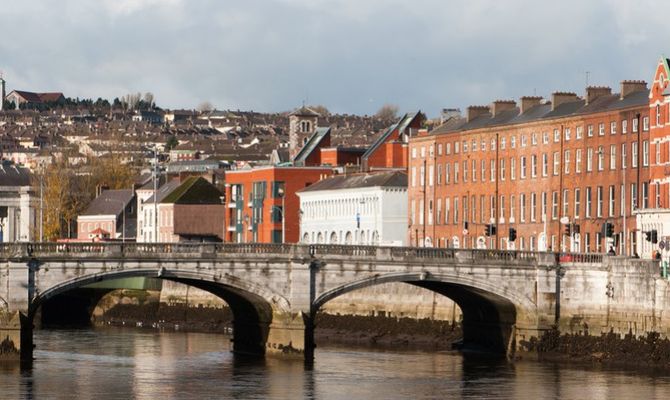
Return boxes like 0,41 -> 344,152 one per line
345,231 -> 353,245
302,233 -> 310,244
329,231 -> 338,244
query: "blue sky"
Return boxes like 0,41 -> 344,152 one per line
2,0 -> 668,117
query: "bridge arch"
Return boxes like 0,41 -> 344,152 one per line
313,271 -> 536,354
31,268 -> 292,356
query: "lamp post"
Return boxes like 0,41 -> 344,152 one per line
243,214 -> 249,243
105,198 -> 126,243
277,187 -> 286,243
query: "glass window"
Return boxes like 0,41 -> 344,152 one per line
553,152 -> 559,175
622,119 -> 628,134
576,149 -> 582,173
587,125 -> 594,137
576,126 -> 583,139
574,188 -> 581,218
610,145 -> 616,170
610,121 -> 617,135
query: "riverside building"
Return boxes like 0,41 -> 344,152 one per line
409,79 -> 652,255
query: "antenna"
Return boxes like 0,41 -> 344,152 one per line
585,71 -> 590,87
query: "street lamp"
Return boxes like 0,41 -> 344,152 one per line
243,214 -> 249,243
277,186 -> 285,244
105,198 -> 126,242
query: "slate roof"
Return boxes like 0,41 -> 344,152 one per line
81,189 -> 134,216
362,112 -> 421,161
430,90 -> 649,136
293,127 -> 330,163
145,179 -> 182,203
161,176 -> 223,204
298,171 -> 407,193
0,164 -> 31,187
290,106 -> 320,117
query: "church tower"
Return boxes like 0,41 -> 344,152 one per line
288,106 -> 319,160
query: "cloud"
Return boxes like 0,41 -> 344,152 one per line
1,0 -> 669,116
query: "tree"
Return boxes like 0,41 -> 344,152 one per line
197,101 -> 214,113
375,104 -> 399,123
166,135 -> 179,151
143,92 -> 155,110
38,161 -> 76,240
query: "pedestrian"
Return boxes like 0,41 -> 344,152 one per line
608,246 -> 616,255
655,251 -> 662,260
633,252 -> 640,259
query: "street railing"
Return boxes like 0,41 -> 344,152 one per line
0,242 -> 608,266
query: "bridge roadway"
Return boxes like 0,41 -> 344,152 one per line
0,242 -> 666,363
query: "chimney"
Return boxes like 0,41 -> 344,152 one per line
551,92 -> 579,111
440,108 -> 461,124
585,86 -> 612,105
466,105 -> 490,122
620,80 -> 648,100
519,96 -> 543,114
490,100 -> 516,117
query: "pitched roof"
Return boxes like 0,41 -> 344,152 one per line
81,189 -> 134,216
145,178 -> 182,203
161,176 -> 223,204
362,112 -> 422,161
0,164 -> 31,186
293,127 -> 331,164
298,171 -> 407,193
430,90 -> 649,136
290,106 -> 320,117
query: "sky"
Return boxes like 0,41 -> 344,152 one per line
2,0 -> 669,117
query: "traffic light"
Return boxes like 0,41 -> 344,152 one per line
602,222 -> 614,238
645,231 -> 652,242
573,224 -> 580,234
485,224 -> 497,236
564,223 -> 572,236
464,221 -> 469,230
508,227 -> 517,242
651,229 -> 658,244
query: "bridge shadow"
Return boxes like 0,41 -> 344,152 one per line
29,272 -> 277,358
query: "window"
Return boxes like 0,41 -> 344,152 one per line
631,183 -> 638,210
599,123 -> 605,136
574,188 -> 581,218
444,198 -> 450,224
597,186 -> 603,217
642,182 -> 649,208
500,195 -> 505,221
510,158 -> 516,180
445,164 -> 451,184
520,156 -> 527,179
543,131 -> 549,144
500,158 -> 506,180
453,162 -> 459,183
597,146 -> 604,171
510,195 -> 516,222
542,153 -> 548,176
643,140 -> 649,166
531,155 -> 537,177
551,191 -> 558,220
643,116 -> 649,131
521,135 -> 527,147
481,140 -> 486,151
553,129 -> 560,143
564,128 -> 571,141
585,187 -> 592,218
437,164 -> 442,185
531,192 -> 537,222
429,165 -> 434,186
472,159 -> 477,182
608,185 -> 615,217
656,182 -> 661,208
481,160 -> 486,182
471,140 -> 477,152
437,199 -> 442,224
500,137 -> 506,150
633,117 -> 639,133
621,143 -> 627,168
587,124 -> 594,137
610,145 -> 616,170
564,150 -> 570,174
510,136 -> 517,148
576,126 -> 583,139
421,147 -> 426,158
553,152 -> 559,175
622,119 -> 628,134
632,142 -> 638,167
412,148 -> 417,159
490,195 -> 496,221
411,167 -> 417,186
531,132 -> 538,145
520,194 -> 526,222
491,138 -> 496,151
446,143 -> 451,154
428,200 -> 433,225
480,195 -> 485,223
620,184 -> 625,217
429,145 -> 434,157
563,189 -> 569,216
454,142 -> 460,154
541,192 -> 547,220
610,121 -> 617,135
438,144 -> 443,155
656,141 -> 661,165
490,159 -> 496,181
420,164 -> 425,186
576,149 -> 582,173
462,161 -> 468,182
419,200 -> 424,225
462,141 -> 468,153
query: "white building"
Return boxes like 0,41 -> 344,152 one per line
297,171 -> 408,246
136,178 -> 180,242
0,165 -> 37,242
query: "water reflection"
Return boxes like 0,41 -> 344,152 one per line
1,327 -> 670,399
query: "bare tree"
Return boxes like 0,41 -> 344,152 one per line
197,101 -> 214,113
143,92 -> 155,109
375,104 -> 399,122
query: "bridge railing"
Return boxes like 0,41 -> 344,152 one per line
389,247 -> 456,259
556,252 -> 603,264
308,244 -> 378,257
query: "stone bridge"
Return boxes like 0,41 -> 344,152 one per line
0,242 -> 667,363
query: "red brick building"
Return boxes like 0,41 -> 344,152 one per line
408,81 -> 651,255
223,166 -> 332,243
362,112 -> 424,171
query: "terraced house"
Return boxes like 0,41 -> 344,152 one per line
408,62 -> 664,256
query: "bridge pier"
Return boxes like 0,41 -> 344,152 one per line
0,310 -> 32,363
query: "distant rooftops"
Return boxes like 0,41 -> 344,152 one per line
81,189 -> 133,216
0,163 -> 31,187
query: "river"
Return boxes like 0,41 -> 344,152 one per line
1,327 -> 670,399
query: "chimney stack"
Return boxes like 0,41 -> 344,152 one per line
490,100 -> 516,117
551,92 -> 579,111
519,96 -> 543,114
585,86 -> 612,105
620,80 -> 648,100
466,105 -> 490,122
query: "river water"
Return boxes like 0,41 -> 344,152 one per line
2,327 -> 670,399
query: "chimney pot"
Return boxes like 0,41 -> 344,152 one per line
466,105 -> 490,123
585,86 -> 612,105
551,92 -> 579,111
519,96 -> 543,114
620,80 -> 648,100
490,100 -> 516,117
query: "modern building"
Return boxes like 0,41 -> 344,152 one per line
0,164 -> 36,242
223,166 -> 332,243
408,81 -> 650,254
76,189 -> 135,241
297,171 -> 408,246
